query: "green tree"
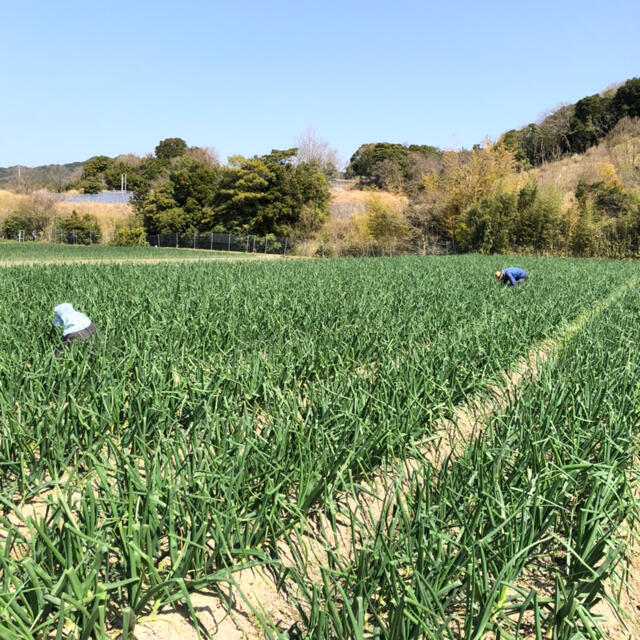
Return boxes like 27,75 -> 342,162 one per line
82,155 -> 111,177
2,194 -> 56,239
76,155 -> 112,192
140,183 -> 183,233
575,178 -> 637,218
112,220 -> 148,246
514,183 -> 563,252
346,142 -> 440,189
134,146 -> 328,237
138,156 -> 220,233
214,149 -> 329,235
569,94 -> 615,153
611,77 -> 640,119
499,129 -> 530,168
103,160 -> 144,191
55,211 -> 102,244
155,138 -> 188,161
456,191 -> 517,253
77,175 -> 103,194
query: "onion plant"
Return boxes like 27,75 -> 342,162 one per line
0,254 -> 637,638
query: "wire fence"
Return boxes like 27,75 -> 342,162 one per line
2,229 -> 292,254
314,238 -> 456,258
3,227 -> 453,257
147,232 -> 291,255
3,229 -> 102,245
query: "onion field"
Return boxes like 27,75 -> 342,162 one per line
0,240 -> 277,263
0,254 -> 638,639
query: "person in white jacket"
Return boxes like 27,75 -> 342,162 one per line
52,303 -> 98,355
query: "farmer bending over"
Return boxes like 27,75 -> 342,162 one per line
494,267 -> 528,286
52,303 -> 98,355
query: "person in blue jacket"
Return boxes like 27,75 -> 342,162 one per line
52,303 -> 98,355
494,267 -> 528,286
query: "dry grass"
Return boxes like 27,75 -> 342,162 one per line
528,117 -> 640,207
55,200 -> 134,238
0,190 -> 134,241
314,185 -> 411,256
0,189 -> 27,212
329,186 -> 407,221
528,146 -> 613,207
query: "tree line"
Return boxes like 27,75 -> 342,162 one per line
317,116 -> 640,259
499,77 -> 640,168
4,78 -> 639,257
70,138 -> 331,241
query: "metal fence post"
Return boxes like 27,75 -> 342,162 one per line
264,237 -> 268,254
176,232 -> 179,248
193,233 -> 197,249
245,236 -> 249,253
252,236 -> 256,252
228,233 -> 231,251
283,237 -> 287,256
157,234 -> 160,247
210,233 -> 213,250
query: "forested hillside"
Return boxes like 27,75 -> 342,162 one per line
322,77 -> 640,258
0,161 -> 83,191
502,78 -> 640,167
2,77 -> 639,256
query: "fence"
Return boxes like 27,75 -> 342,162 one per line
3,228 -> 291,254
3,229 -> 102,245
4,227 -> 452,258
148,232 -> 291,255
314,238 -> 456,258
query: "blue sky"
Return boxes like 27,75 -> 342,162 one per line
1,0 -> 638,168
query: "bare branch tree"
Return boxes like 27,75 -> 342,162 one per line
294,128 -> 341,177
186,146 -> 220,167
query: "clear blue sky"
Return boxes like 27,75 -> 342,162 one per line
1,0 -> 638,168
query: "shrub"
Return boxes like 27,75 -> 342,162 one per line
54,211 -> 102,244
112,222 -> 148,246
2,194 -> 56,240
77,176 -> 103,194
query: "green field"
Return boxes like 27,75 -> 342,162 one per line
0,254 -> 638,639
0,240 -> 275,262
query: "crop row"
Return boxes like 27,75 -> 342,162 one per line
291,282 -> 640,639
0,255 -> 637,638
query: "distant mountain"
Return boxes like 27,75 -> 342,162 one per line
0,161 -> 84,191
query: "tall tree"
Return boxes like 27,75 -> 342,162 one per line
346,142 -> 440,189
155,138 -> 188,161
612,77 -> 640,119
214,149 -> 329,235
295,128 -> 340,177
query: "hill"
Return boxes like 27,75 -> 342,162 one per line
0,161 -> 84,191
1,78 -> 638,256
530,116 -> 640,205
313,111 -> 640,258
